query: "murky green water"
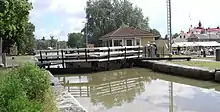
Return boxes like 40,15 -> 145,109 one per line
55,68 -> 220,112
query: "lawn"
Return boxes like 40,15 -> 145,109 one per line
169,61 -> 220,70
6,55 -> 35,66
0,68 -> 7,81
0,55 -> 36,80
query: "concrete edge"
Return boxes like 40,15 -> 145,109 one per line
136,60 -> 217,81
47,71 -> 87,112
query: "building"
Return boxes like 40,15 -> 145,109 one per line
99,27 -> 156,47
173,21 -> 220,42
187,34 -> 220,42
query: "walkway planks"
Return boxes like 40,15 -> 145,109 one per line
35,46 -> 143,67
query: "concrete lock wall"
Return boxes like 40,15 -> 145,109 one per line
135,60 -> 215,81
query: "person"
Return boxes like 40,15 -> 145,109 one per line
151,44 -> 156,57
146,42 -> 151,57
153,42 -> 157,57
177,45 -> 181,55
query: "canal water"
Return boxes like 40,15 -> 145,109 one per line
54,68 -> 220,112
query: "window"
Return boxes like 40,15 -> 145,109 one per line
135,39 -> 140,46
126,39 -> 133,46
113,40 -> 122,46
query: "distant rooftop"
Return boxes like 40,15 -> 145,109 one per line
100,27 -> 155,39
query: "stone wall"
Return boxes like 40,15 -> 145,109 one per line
135,60 -> 216,81
48,71 -> 87,112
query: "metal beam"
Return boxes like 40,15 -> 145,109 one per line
167,0 -> 172,54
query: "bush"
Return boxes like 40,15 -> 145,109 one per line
0,63 -> 52,112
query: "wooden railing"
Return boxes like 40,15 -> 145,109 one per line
35,46 -> 143,65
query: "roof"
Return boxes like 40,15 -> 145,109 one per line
100,27 -> 155,39
173,41 -> 220,47
189,34 -> 220,39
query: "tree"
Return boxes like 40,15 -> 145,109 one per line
150,29 -> 161,40
17,22 -> 35,54
173,33 -> 179,38
165,35 -> 168,40
49,35 -> 57,48
58,41 -> 68,49
0,0 -> 32,53
67,33 -> 84,48
82,0 -> 150,45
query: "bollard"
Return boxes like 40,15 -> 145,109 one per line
2,53 -> 7,67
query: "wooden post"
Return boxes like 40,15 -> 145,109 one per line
2,53 -> 6,67
67,80 -> 70,92
40,51 -> 43,64
85,48 -> 87,62
124,47 -> 127,60
163,46 -> 165,57
144,46 -> 147,58
45,52 -> 48,60
61,50 -> 64,68
124,47 -> 127,67
57,51 -> 59,59
108,47 -> 110,62
107,47 -> 110,70
77,47 -> 79,59
138,46 -> 140,58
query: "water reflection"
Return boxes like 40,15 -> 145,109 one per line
55,68 -> 220,112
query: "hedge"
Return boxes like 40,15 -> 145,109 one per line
0,63 -> 57,112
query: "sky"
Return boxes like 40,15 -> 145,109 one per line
29,0 -> 220,41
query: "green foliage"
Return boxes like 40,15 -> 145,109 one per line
0,63 -> 52,112
173,33 -> 179,38
49,36 -> 57,49
67,33 -> 84,48
83,0 -> 150,45
36,37 -> 67,50
150,29 -> 161,40
0,0 -> 32,53
58,41 -> 68,49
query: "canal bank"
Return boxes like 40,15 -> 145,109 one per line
48,71 -> 87,112
135,60 -> 220,82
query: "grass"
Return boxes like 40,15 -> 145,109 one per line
0,68 -> 8,81
165,55 -> 215,60
169,61 -> 220,70
43,88 -> 59,112
6,55 -> 35,66
0,55 -> 35,81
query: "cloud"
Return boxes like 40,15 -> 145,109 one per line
30,0 -> 220,41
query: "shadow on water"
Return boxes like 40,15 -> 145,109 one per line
54,68 -> 220,112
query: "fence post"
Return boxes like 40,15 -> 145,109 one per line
77,47 -> 79,59
144,46 -> 147,58
163,46 -> 165,57
107,47 -> 110,70
2,53 -> 6,67
85,48 -> 87,62
40,51 -> 43,64
67,80 -> 70,92
138,46 -> 140,58
124,47 -> 127,60
61,50 -> 64,68
57,51 -> 59,59
45,52 -> 48,60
